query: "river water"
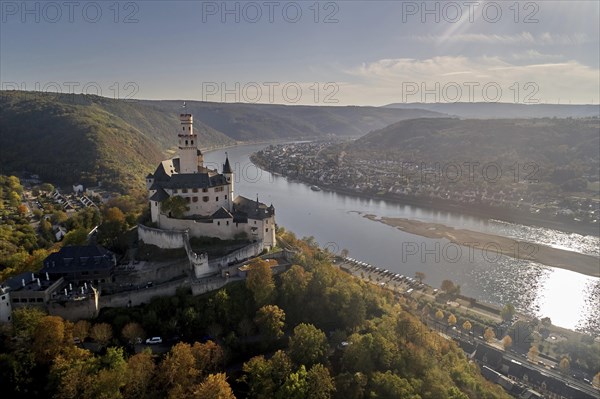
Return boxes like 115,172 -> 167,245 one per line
205,144 -> 600,334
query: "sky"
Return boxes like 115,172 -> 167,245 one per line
1,0 -> 599,106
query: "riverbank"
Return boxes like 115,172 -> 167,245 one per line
364,215 -> 600,278
250,153 -> 598,237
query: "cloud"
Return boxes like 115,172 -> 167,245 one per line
411,32 -> 592,46
339,56 -> 600,105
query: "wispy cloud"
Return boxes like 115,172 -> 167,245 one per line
411,32 -> 592,46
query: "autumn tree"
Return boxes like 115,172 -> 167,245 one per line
17,204 -> 28,216
289,323 -> 329,367
191,340 -> 226,376
255,304 -> 286,343
559,357 -> 570,373
192,373 -> 235,399
502,335 -> 512,349
483,327 -> 496,343
527,345 -> 539,362
32,315 -> 66,364
159,342 -> 199,398
435,310 -> 444,320
122,322 -> 145,345
448,313 -> 457,327
414,272 -> 425,284
462,320 -> 472,333
90,323 -> 113,347
246,259 -> 276,306
73,320 -> 91,341
124,350 -> 156,399
592,372 -> 600,389
105,207 -> 126,224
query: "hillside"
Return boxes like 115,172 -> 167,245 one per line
142,100 -> 445,141
384,102 -> 600,119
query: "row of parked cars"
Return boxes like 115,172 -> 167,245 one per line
344,257 -> 425,288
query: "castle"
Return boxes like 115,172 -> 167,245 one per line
145,113 -> 276,250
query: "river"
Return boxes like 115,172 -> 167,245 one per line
204,143 -> 600,334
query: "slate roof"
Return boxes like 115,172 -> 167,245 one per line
232,196 -> 275,221
211,207 -> 233,219
223,156 -> 232,174
42,245 -> 115,273
149,156 -> 228,191
149,188 -> 169,202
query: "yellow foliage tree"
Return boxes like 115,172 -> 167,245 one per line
483,327 -> 496,342
502,335 -> 512,349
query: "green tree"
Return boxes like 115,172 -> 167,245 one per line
369,371 -> 419,399
246,259 -> 276,306
241,355 -> 276,399
289,323 -> 329,367
255,305 -> 286,343
500,303 -> 516,322
161,195 -> 189,218
306,363 -> 335,399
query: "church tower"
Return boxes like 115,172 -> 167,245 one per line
178,113 -> 203,173
223,154 -> 234,205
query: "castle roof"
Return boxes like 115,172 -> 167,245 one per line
223,156 -> 232,174
149,156 -> 227,191
42,245 -> 115,274
232,196 -> 275,221
211,207 -> 233,219
149,188 -> 169,202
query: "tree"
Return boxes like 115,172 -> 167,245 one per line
340,249 -> 349,258
40,183 -> 55,192
32,315 -> 66,364
435,310 -> 444,320
124,350 -> 156,399
105,207 -> 126,224
462,320 -> 472,333
306,363 -> 335,399
161,195 -> 189,218
73,320 -> 91,341
448,314 -> 457,326
90,323 -> 113,346
192,373 -> 235,399
159,342 -> 199,397
500,303 -> 516,322
441,279 -> 455,293
246,259 -> 276,306
369,371 -> 419,399
122,322 -> 145,345
483,327 -> 496,343
255,305 -> 286,343
559,357 -> 570,373
288,323 -> 329,367
528,345 -> 539,362
593,372 -> 600,389
17,204 -> 28,216
191,340 -> 225,376
502,335 -> 512,349
241,355 -> 276,399
415,272 -> 425,284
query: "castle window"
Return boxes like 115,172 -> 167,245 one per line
182,188 -> 188,193
192,197 -> 198,203
173,189 -> 178,194
182,127 -> 185,131
189,127 -> 191,131
203,196 -> 209,202
191,140 -> 194,145
224,195 -> 227,200
217,221 -> 220,226
185,197 -> 191,203
192,188 -> 198,193
226,221 -> 229,226
202,188 -> 208,193
185,140 -> 188,146
215,186 -> 224,192
215,197 -> 219,201
266,228 -> 268,232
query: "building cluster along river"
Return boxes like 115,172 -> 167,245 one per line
204,144 -> 600,335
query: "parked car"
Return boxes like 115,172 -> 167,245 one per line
145,337 -> 162,344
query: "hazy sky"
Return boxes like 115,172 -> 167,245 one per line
1,1 -> 599,105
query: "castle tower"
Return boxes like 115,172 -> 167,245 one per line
223,153 -> 234,205
178,113 -> 203,173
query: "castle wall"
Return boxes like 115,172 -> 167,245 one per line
138,224 -> 187,248
49,293 -> 99,321
208,241 -> 264,269
99,278 -> 191,308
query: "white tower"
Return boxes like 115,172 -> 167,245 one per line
223,153 -> 234,205
178,113 -> 202,173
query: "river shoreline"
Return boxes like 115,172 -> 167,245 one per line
250,154 -> 599,238
363,215 -> 600,278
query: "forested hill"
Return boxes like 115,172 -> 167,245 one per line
142,99 -> 445,141
0,91 -> 444,192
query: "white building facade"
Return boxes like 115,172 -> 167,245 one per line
146,113 -> 276,248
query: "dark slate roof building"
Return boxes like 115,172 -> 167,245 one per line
41,245 -> 116,284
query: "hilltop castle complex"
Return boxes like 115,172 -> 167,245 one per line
142,113 -> 276,261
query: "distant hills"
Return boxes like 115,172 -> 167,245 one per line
384,102 -> 600,119
0,91 -> 443,191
